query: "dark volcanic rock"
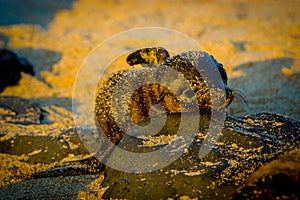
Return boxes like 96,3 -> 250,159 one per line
0,174 -> 101,199
0,96 -> 42,125
0,49 -> 34,92
232,146 -> 300,200
101,113 -> 300,199
0,111 -> 299,199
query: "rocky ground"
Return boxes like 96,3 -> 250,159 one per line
0,0 -> 299,199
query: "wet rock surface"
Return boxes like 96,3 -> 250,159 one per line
0,97 -> 299,199
232,149 -> 300,199
101,113 -> 300,199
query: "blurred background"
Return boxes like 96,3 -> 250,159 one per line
0,0 -> 299,119
0,0 -> 74,28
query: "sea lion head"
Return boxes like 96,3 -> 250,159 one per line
126,47 -> 170,66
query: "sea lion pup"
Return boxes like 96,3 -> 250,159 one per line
34,47 -> 235,177
95,47 -> 234,145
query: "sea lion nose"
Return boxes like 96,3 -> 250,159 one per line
225,86 -> 234,107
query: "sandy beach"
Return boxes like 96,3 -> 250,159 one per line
0,0 -> 299,119
0,0 -> 299,199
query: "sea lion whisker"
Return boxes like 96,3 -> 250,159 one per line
232,88 -> 249,110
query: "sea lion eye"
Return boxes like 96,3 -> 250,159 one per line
157,49 -> 164,57
157,48 -> 170,61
